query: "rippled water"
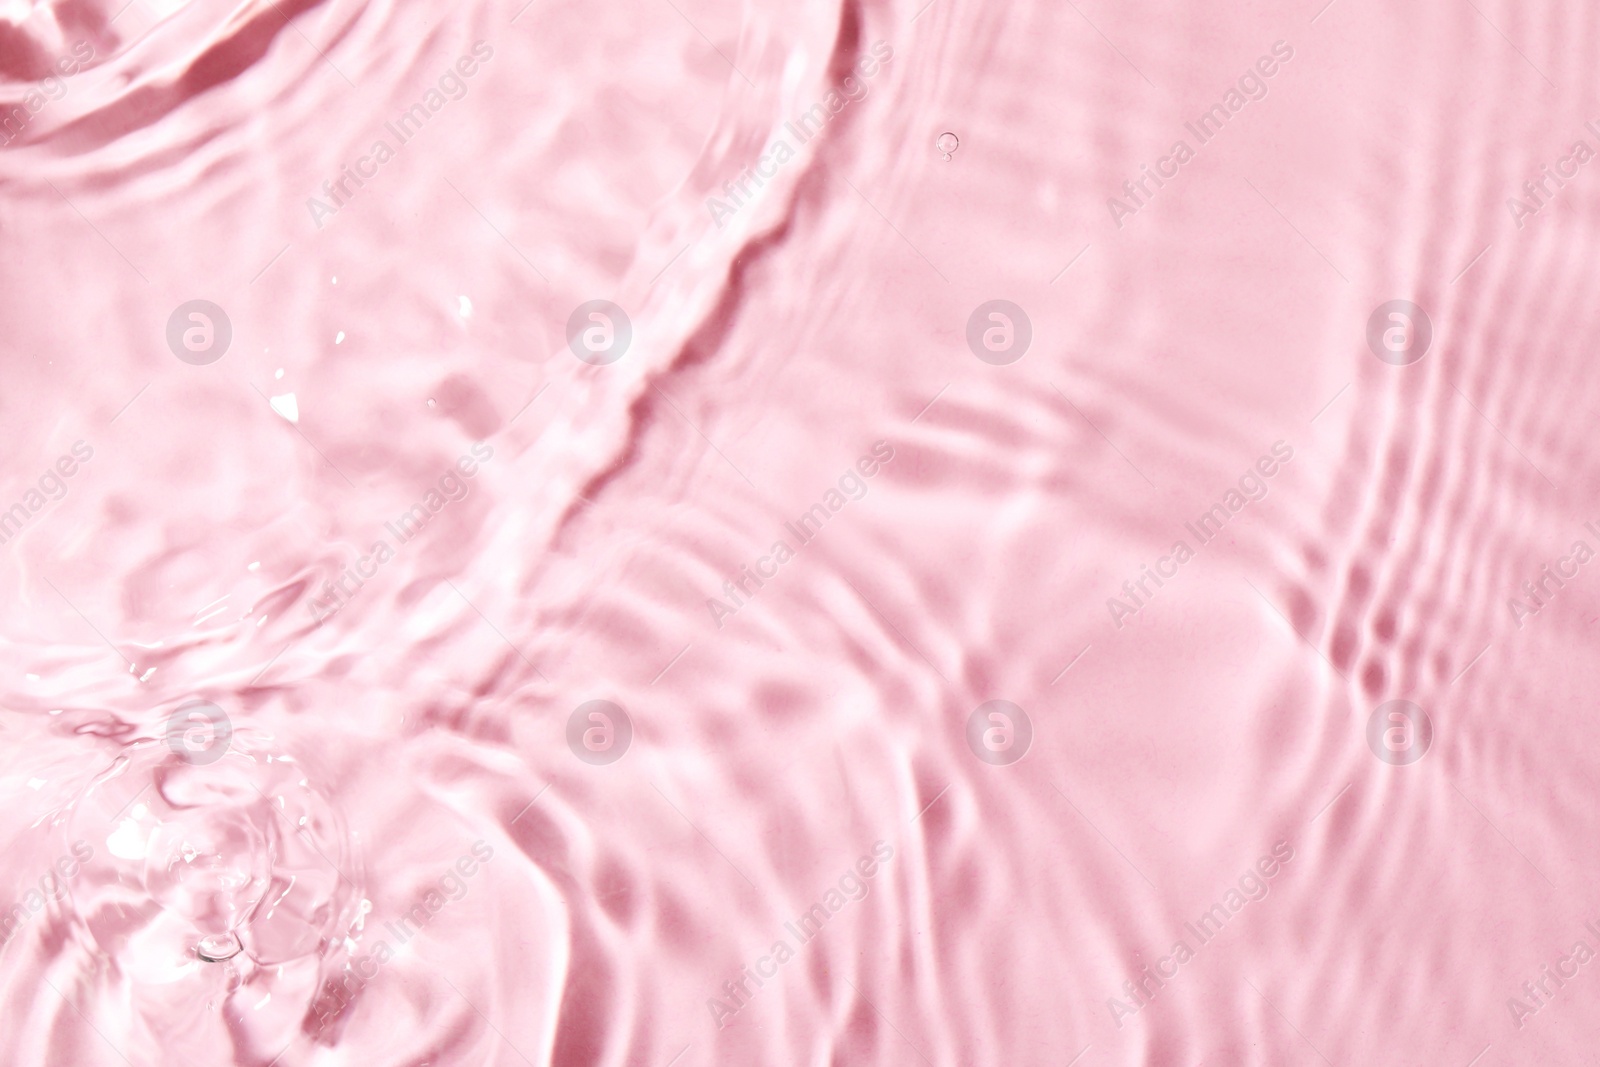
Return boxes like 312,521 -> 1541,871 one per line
3,0 -> 1600,1062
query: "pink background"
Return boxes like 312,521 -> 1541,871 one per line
0,0 -> 1596,1063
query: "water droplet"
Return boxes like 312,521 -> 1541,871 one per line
936,131 -> 959,161
68,731 -> 362,993
197,932 -> 243,962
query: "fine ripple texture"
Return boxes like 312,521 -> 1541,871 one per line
1,0 -> 1598,1063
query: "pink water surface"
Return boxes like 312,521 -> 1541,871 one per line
2,0 -> 1599,1062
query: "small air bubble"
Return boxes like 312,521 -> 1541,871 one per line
197,932 -> 243,962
